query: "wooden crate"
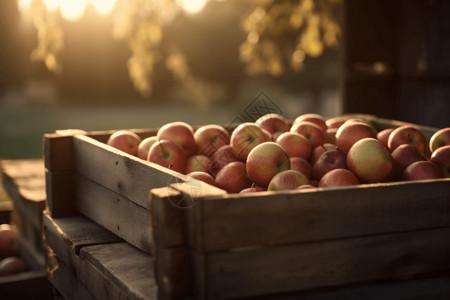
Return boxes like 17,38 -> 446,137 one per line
44,127 -> 226,254
148,117 -> 450,299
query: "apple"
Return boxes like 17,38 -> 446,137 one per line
312,149 -> 347,180
255,113 -> 290,140
387,125 -> 426,153
377,128 -> 394,149
267,170 -> 310,191
186,171 -> 216,187
391,144 -> 428,175
403,161 -> 443,181
239,186 -> 267,194
276,132 -> 311,159
0,257 -> 26,276
194,124 -> 230,157
325,116 -> 350,129
309,143 -> 337,166
185,154 -> 213,174
148,140 -> 186,174
430,145 -> 450,177
429,128 -> 450,153
106,130 -> 142,156
325,127 -> 338,145
0,224 -> 18,258
215,161 -> 252,193
336,121 -> 377,153
157,121 -> 197,156
290,157 -> 312,179
246,142 -> 290,187
290,121 -> 326,149
137,136 -> 158,160
297,184 -> 317,190
293,113 -> 327,132
211,145 -> 241,173
347,138 -> 392,183
230,123 -> 270,161
319,169 -> 360,187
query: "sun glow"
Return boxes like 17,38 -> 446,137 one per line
176,0 -> 208,14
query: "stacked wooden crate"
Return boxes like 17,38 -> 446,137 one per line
0,159 -> 53,299
43,117 -> 450,300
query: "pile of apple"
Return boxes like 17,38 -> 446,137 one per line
0,223 -> 27,276
106,113 -> 450,193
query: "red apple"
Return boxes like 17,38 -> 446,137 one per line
0,224 -> 18,258
336,121 -> 377,153
290,157 -> 312,179
157,121 -> 197,156
211,145 -> 241,173
276,132 -> 311,159
186,171 -> 216,187
429,128 -> 450,153
246,142 -> 290,187
215,161 -> 252,193
267,170 -> 310,191
290,121 -> 326,149
312,149 -> 347,180
293,113 -> 327,132
391,144 -> 428,175
255,113 -> 290,140
403,161 -> 443,181
347,138 -> 392,183
0,257 -> 26,276
387,125 -> 426,153
430,145 -> 450,177
239,186 -> 267,194
194,124 -> 230,157
137,136 -> 158,160
106,130 -> 142,156
309,143 -> 337,166
326,116 -> 350,129
325,127 -> 338,145
230,123 -> 270,161
376,128 -> 394,150
185,155 -> 213,174
148,140 -> 186,174
319,169 -> 360,187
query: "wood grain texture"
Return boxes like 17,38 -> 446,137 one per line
73,134 -> 188,209
185,179 -> 450,252
78,243 -> 159,300
43,212 -> 122,270
195,227 -> 450,299
75,174 -> 153,253
47,246 -> 97,300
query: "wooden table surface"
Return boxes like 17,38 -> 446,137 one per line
1,159 -> 450,300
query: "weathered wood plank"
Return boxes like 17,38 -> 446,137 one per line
186,179 -> 450,252
45,169 -> 75,217
78,243 -> 159,300
75,174 -> 153,253
196,227 -> 450,299
47,246 -> 97,300
1,159 -> 46,229
73,134 -> 188,209
42,212 -> 122,270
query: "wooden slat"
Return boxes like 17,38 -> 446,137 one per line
0,269 -> 53,300
75,174 -> 153,253
185,179 -> 450,252
43,133 -> 76,172
73,134 -> 188,209
194,227 -> 450,299
45,169 -> 76,217
78,243 -> 159,300
47,246 -> 97,300
42,212 -> 123,270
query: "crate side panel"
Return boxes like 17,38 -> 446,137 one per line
75,174 -> 153,254
195,179 -> 450,252
73,134 -> 187,209
201,227 -> 450,299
